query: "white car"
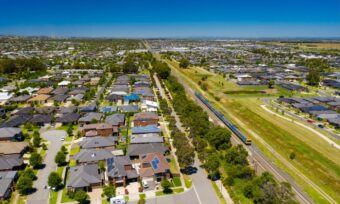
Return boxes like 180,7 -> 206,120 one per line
61,137 -> 65,141
142,180 -> 149,188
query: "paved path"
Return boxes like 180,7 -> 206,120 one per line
27,130 -> 66,204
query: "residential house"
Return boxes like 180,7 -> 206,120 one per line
127,143 -> 168,159
0,128 -> 23,141
79,136 -> 117,149
29,114 -> 53,126
78,112 -> 103,125
0,171 -> 18,200
55,113 -> 80,125
37,87 -> 53,95
28,94 -> 51,104
81,123 -> 116,137
133,112 -> 158,127
139,152 -> 170,182
131,125 -> 161,135
130,133 -> 163,144
73,149 -> 114,165
106,156 -> 139,187
67,164 -> 102,192
105,114 -> 125,127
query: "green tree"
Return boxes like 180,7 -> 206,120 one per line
277,182 -> 295,204
176,145 -> 195,169
30,152 -> 43,168
161,180 -> 172,193
73,190 -> 88,204
48,172 -> 62,189
103,184 -> 116,198
22,168 -> 37,181
55,151 -> 67,166
205,126 -> 231,150
225,145 -> 248,166
16,176 -> 33,195
204,153 -> 220,178
179,58 -> 190,68
32,134 -> 41,148
268,80 -> 275,89
306,67 -> 320,86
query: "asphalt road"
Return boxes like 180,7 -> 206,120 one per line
27,130 -> 66,204
129,188 -> 200,204
168,66 -> 314,204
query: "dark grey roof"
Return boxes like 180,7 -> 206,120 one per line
0,128 -> 22,140
107,156 -> 138,179
58,106 -> 77,114
48,94 -> 69,102
127,143 -> 168,157
14,107 -> 34,115
30,114 -> 53,124
0,171 -> 17,198
56,113 -> 80,123
52,87 -> 69,95
69,87 -> 88,95
9,95 -> 31,102
67,164 -> 101,189
106,94 -> 123,101
120,105 -> 139,113
79,136 -> 117,149
35,107 -> 55,114
0,154 -> 23,171
105,114 -> 125,126
74,149 -> 114,163
0,114 -> 32,127
78,112 -> 103,123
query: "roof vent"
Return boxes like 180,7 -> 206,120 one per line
91,153 -> 96,158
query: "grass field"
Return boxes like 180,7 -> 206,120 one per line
166,58 -> 340,203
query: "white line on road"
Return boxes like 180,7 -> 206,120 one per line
192,184 -> 203,204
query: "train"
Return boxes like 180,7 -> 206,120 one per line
195,92 -> 252,145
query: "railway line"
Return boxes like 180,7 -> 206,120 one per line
169,69 -> 314,204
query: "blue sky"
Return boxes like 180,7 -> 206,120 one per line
1,0 -> 340,38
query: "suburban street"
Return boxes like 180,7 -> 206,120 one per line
26,130 -> 66,204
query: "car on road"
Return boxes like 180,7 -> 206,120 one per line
181,166 -> 198,175
307,119 -> 314,124
317,124 -> 324,128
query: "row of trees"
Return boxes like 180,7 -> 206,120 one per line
163,76 -> 296,203
0,57 -> 47,78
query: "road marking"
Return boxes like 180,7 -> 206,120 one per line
192,184 -> 203,204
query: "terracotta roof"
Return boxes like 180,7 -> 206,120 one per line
28,94 -> 50,102
37,87 -> 53,94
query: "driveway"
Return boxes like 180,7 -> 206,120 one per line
27,130 -> 66,204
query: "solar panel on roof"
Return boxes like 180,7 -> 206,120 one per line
151,157 -> 160,170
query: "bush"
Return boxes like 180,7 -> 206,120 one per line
161,180 -> 172,194
73,190 -> 88,204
